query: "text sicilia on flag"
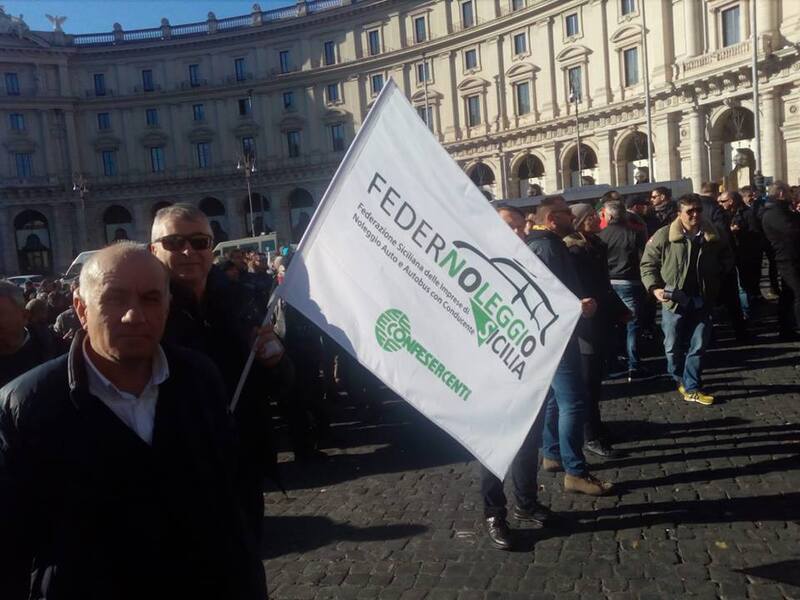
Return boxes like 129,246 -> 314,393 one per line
275,79 -> 582,480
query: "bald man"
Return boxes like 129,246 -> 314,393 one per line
0,243 -> 267,600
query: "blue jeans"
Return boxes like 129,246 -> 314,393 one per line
737,268 -> 752,320
611,280 -> 644,370
541,338 -> 587,476
661,304 -> 711,392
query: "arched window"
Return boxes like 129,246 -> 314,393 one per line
567,144 -> 598,187
288,188 -> 314,243
243,193 -> 272,237
517,154 -> 545,197
200,197 -> 229,243
468,163 -> 496,200
14,210 -> 52,274
103,205 -> 134,244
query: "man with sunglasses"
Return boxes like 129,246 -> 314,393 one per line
150,203 -> 284,543
641,195 -> 734,406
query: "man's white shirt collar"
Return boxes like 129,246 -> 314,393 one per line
82,339 -> 169,445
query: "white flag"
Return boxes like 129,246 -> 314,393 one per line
276,80 -> 581,479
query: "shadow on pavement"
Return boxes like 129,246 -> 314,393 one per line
737,559 -> 800,586
261,515 -> 427,559
272,398 -> 472,492
616,453 -> 800,492
512,492 -> 800,552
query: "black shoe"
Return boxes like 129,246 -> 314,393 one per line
484,517 -> 513,550
584,439 -> 622,458
512,502 -> 563,528
627,367 -> 657,383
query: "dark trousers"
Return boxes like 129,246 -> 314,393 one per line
581,352 -> 605,443
766,244 -> 780,292
718,270 -> 746,335
777,263 -> 800,332
738,256 -> 763,298
480,412 -> 543,519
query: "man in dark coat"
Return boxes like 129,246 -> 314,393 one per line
0,281 -> 57,387
597,200 -> 650,381
0,243 -> 267,600
526,197 -> 614,496
648,186 -> 678,234
718,190 -> 763,319
150,203 -> 285,540
760,181 -> 800,338
477,205 -> 562,552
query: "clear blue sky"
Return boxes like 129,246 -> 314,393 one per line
5,0 -> 293,34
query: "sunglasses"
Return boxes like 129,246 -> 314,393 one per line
153,233 -> 213,252
684,208 -> 703,215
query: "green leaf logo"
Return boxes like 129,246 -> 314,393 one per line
375,309 -> 411,352
470,299 -> 498,347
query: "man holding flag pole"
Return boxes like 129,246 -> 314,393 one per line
235,79 -> 613,550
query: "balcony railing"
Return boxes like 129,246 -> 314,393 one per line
681,39 -> 752,76
71,0 -> 353,47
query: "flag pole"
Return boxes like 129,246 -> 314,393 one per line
229,80 -> 402,413
751,0 -> 762,175
641,0 -> 654,180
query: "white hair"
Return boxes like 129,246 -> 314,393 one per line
79,241 -> 169,303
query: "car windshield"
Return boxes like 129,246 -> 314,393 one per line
64,263 -> 83,279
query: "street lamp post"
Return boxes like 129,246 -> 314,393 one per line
71,172 -> 89,252
569,90 -> 583,188
237,152 -> 257,237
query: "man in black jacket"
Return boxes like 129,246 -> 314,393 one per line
597,201 -> 651,381
150,203 -> 288,541
0,243 -> 267,600
718,190 -> 763,319
648,186 -> 678,234
761,181 -> 800,338
527,197 -> 614,497
0,281 -> 57,387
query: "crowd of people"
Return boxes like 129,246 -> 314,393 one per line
486,180 -> 799,550
0,175 -> 798,595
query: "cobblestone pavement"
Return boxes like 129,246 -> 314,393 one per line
262,305 -> 800,600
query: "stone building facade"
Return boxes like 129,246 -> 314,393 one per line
1,0 -> 799,274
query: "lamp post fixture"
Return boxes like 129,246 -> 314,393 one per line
237,152 -> 257,237
71,172 -> 89,251
569,89 -> 583,187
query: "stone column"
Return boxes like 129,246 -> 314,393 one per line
542,142 -> 560,192
215,99 -> 234,168
0,207 -> 17,275
168,103 -> 184,176
595,0 -> 612,104
436,51 -> 461,141
683,0 -> 700,58
761,89 -> 783,180
52,204 -> 75,272
39,110 -> 57,180
224,192 -> 247,240
688,107 -> 706,191
534,18 -> 557,120
63,109 -> 82,176
757,0 -> 778,49
654,112 -> 680,181
131,200 -> 150,243
595,130 -> 614,186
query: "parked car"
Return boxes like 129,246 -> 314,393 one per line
6,274 -> 45,288
62,250 -> 99,284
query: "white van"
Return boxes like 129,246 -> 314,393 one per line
63,250 -> 99,284
213,233 -> 279,259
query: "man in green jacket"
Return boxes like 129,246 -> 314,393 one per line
640,194 -> 734,406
